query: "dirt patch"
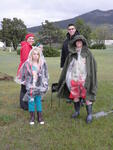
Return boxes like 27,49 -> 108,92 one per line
0,72 -> 14,81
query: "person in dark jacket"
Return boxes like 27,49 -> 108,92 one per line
58,35 -> 97,123
60,24 -> 80,103
60,24 -> 79,68
17,33 -> 34,110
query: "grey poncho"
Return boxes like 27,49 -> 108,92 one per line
15,49 -> 49,101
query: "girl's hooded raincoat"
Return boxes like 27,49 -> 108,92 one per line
15,48 -> 49,101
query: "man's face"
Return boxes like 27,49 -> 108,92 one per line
68,25 -> 76,37
27,37 -> 34,45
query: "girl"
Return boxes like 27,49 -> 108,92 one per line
16,47 -> 48,125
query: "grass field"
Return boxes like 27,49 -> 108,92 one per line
0,49 -> 113,150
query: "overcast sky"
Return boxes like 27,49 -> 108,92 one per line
0,0 -> 113,27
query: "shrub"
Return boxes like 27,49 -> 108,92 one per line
16,46 -> 60,57
90,43 -> 106,49
43,46 -> 60,57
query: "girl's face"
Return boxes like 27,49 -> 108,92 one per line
32,51 -> 40,62
27,37 -> 34,45
76,40 -> 83,49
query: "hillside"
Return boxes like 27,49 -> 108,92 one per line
27,9 -> 113,33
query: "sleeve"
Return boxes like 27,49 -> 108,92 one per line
15,62 -> 28,85
21,45 -> 31,63
21,62 -> 32,91
58,55 -> 70,89
91,55 -> 97,95
85,51 -> 97,98
38,62 -> 48,94
21,63 -> 27,83
42,62 -> 49,87
60,42 -> 66,68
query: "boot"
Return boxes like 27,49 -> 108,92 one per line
86,104 -> 93,123
71,102 -> 80,118
37,112 -> 44,124
29,112 -> 35,125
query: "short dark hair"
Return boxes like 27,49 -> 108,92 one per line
67,24 -> 75,28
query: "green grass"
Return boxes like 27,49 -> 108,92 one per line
0,49 -> 113,150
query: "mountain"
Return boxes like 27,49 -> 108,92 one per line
27,9 -> 113,33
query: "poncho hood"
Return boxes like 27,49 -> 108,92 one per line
21,41 -> 31,47
69,35 -> 88,54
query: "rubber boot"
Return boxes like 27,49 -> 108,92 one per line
86,104 -> 93,123
29,112 -> 35,125
71,101 -> 80,118
37,112 -> 44,124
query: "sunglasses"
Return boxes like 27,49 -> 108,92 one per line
68,28 -> 75,31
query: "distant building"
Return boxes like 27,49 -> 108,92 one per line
105,40 -> 113,45
0,41 -> 5,48
91,40 -> 113,46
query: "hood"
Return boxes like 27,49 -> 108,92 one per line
71,35 -> 88,46
69,35 -> 88,54
21,41 -> 27,46
20,41 -> 32,47
20,41 -> 32,49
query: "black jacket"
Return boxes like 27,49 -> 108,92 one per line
60,31 -> 79,68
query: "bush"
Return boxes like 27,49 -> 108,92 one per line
43,46 -> 60,57
90,43 -> 106,49
16,46 -> 60,57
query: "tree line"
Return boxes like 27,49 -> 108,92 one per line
0,17 -> 113,50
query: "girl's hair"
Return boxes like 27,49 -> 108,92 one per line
28,47 -> 40,63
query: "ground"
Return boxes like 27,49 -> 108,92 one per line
0,49 -> 113,150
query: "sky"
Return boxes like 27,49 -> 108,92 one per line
0,0 -> 113,28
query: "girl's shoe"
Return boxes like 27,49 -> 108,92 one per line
39,121 -> 44,125
29,121 -> 35,125
29,112 -> 35,125
37,112 -> 44,125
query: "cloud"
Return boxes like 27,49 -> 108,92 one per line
0,0 -> 113,27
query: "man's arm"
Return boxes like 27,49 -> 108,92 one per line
60,43 -> 66,68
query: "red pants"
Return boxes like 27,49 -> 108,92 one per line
69,80 -> 86,100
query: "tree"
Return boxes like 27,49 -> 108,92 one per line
91,25 -> 113,44
1,18 -> 27,50
75,19 -> 91,45
1,18 -> 12,46
0,30 -> 2,40
39,20 -> 64,47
